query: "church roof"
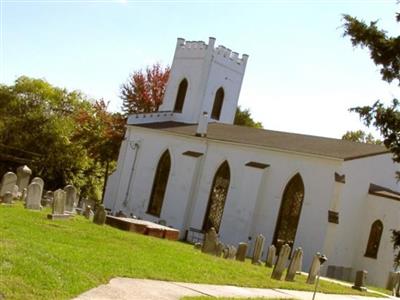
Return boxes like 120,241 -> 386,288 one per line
135,121 -> 389,161
369,184 -> 400,201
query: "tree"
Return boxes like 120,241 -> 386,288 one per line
121,63 -> 170,114
234,106 -> 263,128
341,130 -> 382,144
343,9 -> 400,267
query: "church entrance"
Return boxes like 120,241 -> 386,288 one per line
202,161 -> 230,233
272,173 -> 305,254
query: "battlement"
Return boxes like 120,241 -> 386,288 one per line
175,37 -> 248,69
127,111 -> 174,125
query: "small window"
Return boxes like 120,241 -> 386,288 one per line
173,79 -> 188,113
365,220 -> 383,259
147,150 -> 171,217
211,87 -> 224,120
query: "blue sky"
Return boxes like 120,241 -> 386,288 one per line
1,0 -> 399,138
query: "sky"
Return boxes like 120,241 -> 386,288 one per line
1,0 -> 399,139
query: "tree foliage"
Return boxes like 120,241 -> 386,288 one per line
234,106 -> 263,128
0,76 -> 124,201
341,130 -> 382,145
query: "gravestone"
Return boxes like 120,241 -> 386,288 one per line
16,165 -> 32,191
83,205 -> 94,219
352,270 -> 368,291
47,189 -> 69,220
223,245 -> 237,259
3,191 -> 12,204
26,182 -> 42,210
64,185 -> 77,213
194,243 -> 202,250
236,242 -> 248,262
271,244 -> 291,280
251,234 -> 265,265
265,245 -> 276,267
11,185 -> 19,199
93,204 -> 106,225
285,247 -> 303,281
31,177 -> 44,196
21,188 -> 27,202
0,172 -> 17,197
216,242 -> 224,257
306,252 -> 321,284
201,227 -> 219,255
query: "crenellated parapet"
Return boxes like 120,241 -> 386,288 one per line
127,111 -> 174,125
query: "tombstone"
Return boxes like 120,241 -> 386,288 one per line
236,242 -> 248,262
93,204 -> 106,225
251,234 -> 265,265
216,242 -> 224,257
47,189 -> 69,220
16,165 -> 32,191
0,172 -> 17,197
222,245 -> 237,259
31,177 -> 44,195
352,270 -> 368,291
64,185 -> 77,213
306,252 -> 321,284
11,185 -> 19,199
21,188 -> 27,202
83,205 -> 94,219
2,191 -> 12,204
201,227 -> 219,255
285,247 -> 303,281
265,245 -> 276,267
271,244 -> 291,280
25,182 -> 42,210
45,191 -> 54,205
194,243 -> 202,250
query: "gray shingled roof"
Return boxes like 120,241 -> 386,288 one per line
135,121 -> 389,160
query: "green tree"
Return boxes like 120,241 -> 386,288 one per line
343,9 -> 400,267
234,106 -> 263,128
341,130 -> 382,144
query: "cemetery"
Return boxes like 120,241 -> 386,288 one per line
0,165 -> 396,299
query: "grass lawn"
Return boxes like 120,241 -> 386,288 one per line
0,204 -> 387,299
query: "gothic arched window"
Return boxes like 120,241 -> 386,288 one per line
202,161 -> 230,232
211,87 -> 224,120
147,150 -> 171,217
365,220 -> 383,259
273,173 -> 305,253
173,79 -> 188,113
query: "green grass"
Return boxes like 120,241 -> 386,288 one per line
0,204 -> 386,299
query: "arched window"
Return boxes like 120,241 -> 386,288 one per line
211,87 -> 224,120
173,79 -> 188,113
147,150 -> 171,217
203,161 -> 230,232
273,173 -> 305,253
365,220 -> 383,259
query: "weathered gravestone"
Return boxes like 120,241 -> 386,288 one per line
306,252 -> 321,284
43,191 -> 54,207
0,172 -> 17,197
11,185 -> 19,199
386,271 -> 400,295
216,242 -> 224,257
252,234 -> 265,265
25,182 -> 42,210
194,243 -> 202,250
93,204 -> 106,225
271,244 -> 291,280
2,191 -> 12,204
223,245 -> 237,259
236,242 -> 248,262
201,227 -> 219,255
265,244 -> 276,267
16,165 -> 32,191
21,188 -> 27,202
47,189 -> 69,220
83,205 -> 94,219
31,177 -> 44,197
64,185 -> 77,213
285,247 -> 303,281
352,270 -> 368,291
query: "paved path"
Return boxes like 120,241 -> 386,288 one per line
74,278 -> 393,300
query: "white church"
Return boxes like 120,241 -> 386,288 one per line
104,37 -> 400,287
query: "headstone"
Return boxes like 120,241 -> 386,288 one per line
2,191 -> 12,204
251,234 -> 265,265
194,243 -> 202,250
0,172 -> 17,196
201,227 -> 219,255
306,252 -> 321,284
285,247 -> 303,281
11,185 -> 19,199
25,182 -> 42,210
83,205 -> 94,219
64,185 -> 77,213
21,188 -> 27,202
216,242 -> 224,257
16,165 -> 32,191
271,244 -> 291,280
93,204 -> 106,225
47,189 -> 70,220
45,191 -> 54,205
223,245 -> 237,259
236,242 -> 248,262
352,270 -> 368,291
31,177 -> 44,196
265,245 -> 276,267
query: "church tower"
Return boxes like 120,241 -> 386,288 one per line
158,37 -> 249,125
